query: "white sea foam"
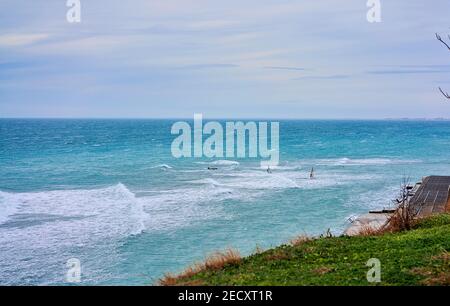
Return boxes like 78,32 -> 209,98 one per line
191,169 -> 378,191
0,181 -> 237,256
255,162 -> 302,171
137,186 -> 235,231
0,191 -> 19,225
0,182 -> 239,284
150,164 -> 173,170
211,160 -> 240,166
347,185 -> 399,211
0,184 -> 152,284
196,160 -> 240,166
0,164 -> 389,285
190,178 -> 223,187
216,171 -> 300,189
297,157 -> 421,166
334,158 -> 393,165
0,183 -> 147,235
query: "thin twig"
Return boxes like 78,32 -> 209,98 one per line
436,33 -> 450,50
436,33 -> 450,100
439,87 -> 450,99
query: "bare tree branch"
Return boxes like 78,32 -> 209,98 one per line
436,33 -> 450,50
436,33 -> 450,100
439,87 -> 450,99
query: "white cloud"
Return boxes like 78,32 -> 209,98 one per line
0,34 -> 49,47
186,19 -> 240,30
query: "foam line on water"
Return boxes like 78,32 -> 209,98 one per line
191,168 -> 380,191
0,183 -> 147,235
308,157 -> 421,166
149,164 -> 173,170
347,185 -> 399,211
136,185 -> 235,231
196,160 -> 240,166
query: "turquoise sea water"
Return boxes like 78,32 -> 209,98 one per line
1,119 -> 450,285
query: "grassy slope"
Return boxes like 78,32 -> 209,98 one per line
174,214 -> 450,285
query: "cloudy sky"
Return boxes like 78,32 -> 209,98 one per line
1,0 -> 450,118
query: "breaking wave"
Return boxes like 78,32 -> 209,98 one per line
150,164 -> 173,170
0,183 -> 146,235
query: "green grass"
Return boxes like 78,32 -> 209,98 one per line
169,214 -> 450,286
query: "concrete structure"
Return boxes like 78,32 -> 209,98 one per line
345,176 -> 450,236
410,176 -> 450,217
344,212 -> 391,236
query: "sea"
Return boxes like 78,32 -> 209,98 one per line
1,119 -> 450,285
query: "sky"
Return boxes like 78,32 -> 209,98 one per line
0,0 -> 450,119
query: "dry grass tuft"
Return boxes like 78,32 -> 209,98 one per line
421,272 -> 450,285
265,252 -> 291,261
203,249 -> 241,270
411,267 -> 450,285
410,251 -> 450,286
312,266 -> 333,275
356,225 -> 384,236
289,235 -> 311,247
383,209 -> 412,232
432,250 -> 450,262
410,267 -> 433,277
158,274 -> 178,286
158,248 -> 241,286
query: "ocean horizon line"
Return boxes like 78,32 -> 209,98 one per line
1,117 -> 450,121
